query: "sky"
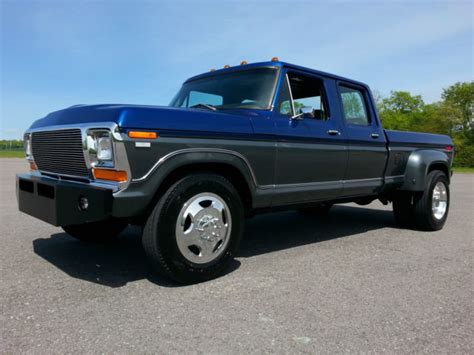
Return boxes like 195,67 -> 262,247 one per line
1,0 -> 472,139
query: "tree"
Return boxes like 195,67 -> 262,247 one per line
375,84 -> 473,167
441,81 -> 474,129
378,91 -> 425,131
379,91 -> 424,113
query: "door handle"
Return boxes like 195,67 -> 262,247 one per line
327,130 -> 341,136
371,133 -> 380,139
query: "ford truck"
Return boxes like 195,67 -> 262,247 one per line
17,59 -> 454,283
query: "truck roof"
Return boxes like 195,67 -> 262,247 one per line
185,60 -> 369,89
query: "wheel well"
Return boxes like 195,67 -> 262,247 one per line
428,163 -> 450,181
143,162 -> 253,220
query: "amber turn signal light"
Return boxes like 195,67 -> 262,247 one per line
92,168 -> 128,183
29,161 -> 38,171
128,131 -> 157,139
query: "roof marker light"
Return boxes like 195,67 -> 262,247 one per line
271,57 -> 279,62
240,60 -> 248,65
223,65 -> 230,68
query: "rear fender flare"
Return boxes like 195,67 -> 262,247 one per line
401,149 -> 450,191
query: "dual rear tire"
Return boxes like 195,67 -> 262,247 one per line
393,170 -> 449,231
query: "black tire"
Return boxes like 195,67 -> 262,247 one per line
62,218 -> 128,242
393,170 -> 450,231
413,170 -> 450,231
142,174 -> 244,284
299,203 -> 333,216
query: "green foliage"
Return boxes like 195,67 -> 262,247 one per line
380,91 -> 424,113
0,140 -> 24,150
378,82 -> 474,167
442,81 -> 474,128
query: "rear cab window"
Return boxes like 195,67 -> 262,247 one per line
338,85 -> 370,126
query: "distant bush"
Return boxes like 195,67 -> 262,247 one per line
0,140 -> 24,150
453,136 -> 474,167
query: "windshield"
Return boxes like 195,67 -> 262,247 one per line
169,68 -> 279,110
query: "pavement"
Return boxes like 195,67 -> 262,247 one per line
1,158 -> 473,353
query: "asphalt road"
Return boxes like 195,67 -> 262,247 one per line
1,158 -> 473,353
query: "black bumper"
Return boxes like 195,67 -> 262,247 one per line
16,174 -> 114,226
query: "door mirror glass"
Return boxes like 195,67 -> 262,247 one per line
299,106 -> 313,115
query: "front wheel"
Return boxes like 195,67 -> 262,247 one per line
142,174 -> 244,284
62,218 -> 128,242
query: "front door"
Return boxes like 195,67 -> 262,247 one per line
273,71 -> 348,205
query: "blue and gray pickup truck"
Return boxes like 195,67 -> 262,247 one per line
17,59 -> 454,283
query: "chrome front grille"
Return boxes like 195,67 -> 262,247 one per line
31,129 -> 90,177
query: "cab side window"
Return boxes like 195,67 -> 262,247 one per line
288,73 -> 328,120
339,85 -> 369,126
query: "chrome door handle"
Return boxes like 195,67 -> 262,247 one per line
371,133 -> 380,139
327,130 -> 341,136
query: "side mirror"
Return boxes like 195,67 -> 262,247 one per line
299,106 -> 313,115
291,106 -> 313,120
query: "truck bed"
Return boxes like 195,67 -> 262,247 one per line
385,129 -> 453,148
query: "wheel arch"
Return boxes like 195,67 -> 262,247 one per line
135,150 -> 257,221
400,149 -> 451,191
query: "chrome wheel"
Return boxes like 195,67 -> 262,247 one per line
432,181 -> 448,220
175,193 -> 232,264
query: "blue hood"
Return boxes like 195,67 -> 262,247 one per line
30,104 -> 268,134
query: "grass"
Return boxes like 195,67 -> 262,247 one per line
452,167 -> 474,173
0,150 -> 25,158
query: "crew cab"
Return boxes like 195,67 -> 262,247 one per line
17,59 -> 454,283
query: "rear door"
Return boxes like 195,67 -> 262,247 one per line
337,82 -> 387,196
272,70 -> 348,204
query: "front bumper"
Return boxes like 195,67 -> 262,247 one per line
16,173 -> 113,226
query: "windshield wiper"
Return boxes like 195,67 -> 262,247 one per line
189,103 -> 217,111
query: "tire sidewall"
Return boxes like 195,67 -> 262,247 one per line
155,175 -> 243,282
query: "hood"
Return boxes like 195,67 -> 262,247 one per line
29,104 -> 267,134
